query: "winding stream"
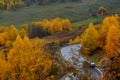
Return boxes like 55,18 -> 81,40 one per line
60,44 -> 103,80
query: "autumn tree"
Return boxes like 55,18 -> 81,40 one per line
98,15 -> 119,49
62,19 -> 73,32
99,15 -> 120,80
0,25 -> 19,47
8,35 -> 52,80
31,38 -> 52,79
30,18 -> 73,38
20,24 -> 28,33
0,0 -> 5,9
81,23 -> 99,54
68,36 -> 81,44
103,24 -> 120,79
0,0 -> 24,10
0,51 -> 7,80
19,28 -> 27,39
42,19 -> 51,34
50,18 -> 63,34
77,24 -> 82,29
98,6 -> 108,16
105,25 -> 120,58
68,39 -> 74,45
0,25 -> 28,47
0,28 -> 10,46
30,22 -> 46,38
9,25 -> 19,41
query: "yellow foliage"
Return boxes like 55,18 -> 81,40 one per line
74,36 -> 81,43
98,6 -> 107,15
0,51 -> 7,80
0,25 -> 28,47
77,24 -> 82,29
62,19 -> 73,31
20,24 -> 28,32
98,15 -> 120,48
31,18 -> 73,36
68,39 -> 74,45
19,28 -> 27,39
68,36 -> 81,45
81,23 -> 99,54
8,35 -> 52,80
4,0 -> 24,10
50,19 -> 63,34
54,40 -> 60,46
98,16 -> 120,79
105,25 -> 120,58
9,25 -> 19,41
98,6 -> 106,11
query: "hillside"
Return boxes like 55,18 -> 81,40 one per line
0,0 -> 120,27
0,0 -> 120,80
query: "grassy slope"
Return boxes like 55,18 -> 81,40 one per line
72,16 -> 104,27
0,0 -> 120,28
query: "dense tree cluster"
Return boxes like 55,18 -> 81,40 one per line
69,23 -> 99,54
80,23 -> 99,54
0,25 -> 27,47
69,15 -> 120,54
0,14 -> 119,79
102,15 -> 120,80
0,20 -> 67,79
0,0 -> 58,10
68,15 -> 120,79
30,18 -> 73,38
0,51 -> 6,79
0,36 -> 53,80
0,0 -> 82,10
98,6 -> 108,16
8,36 -> 52,80
0,0 -> 24,10
0,25 -> 54,79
